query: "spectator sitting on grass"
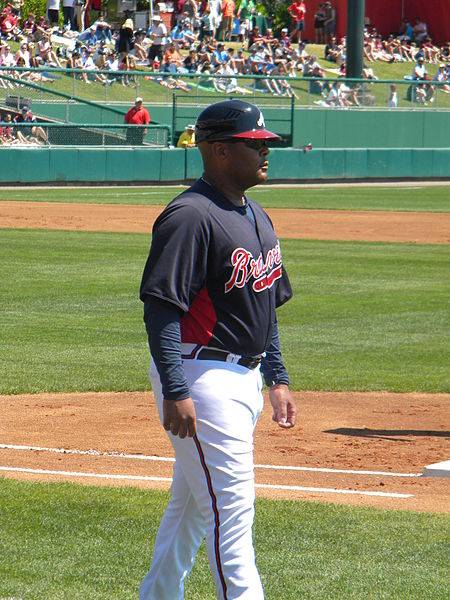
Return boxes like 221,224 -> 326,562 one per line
131,29 -> 149,64
248,44 -> 266,74
14,55 -> 54,83
36,31 -> 63,67
22,12 -> 37,39
279,28 -> 291,51
195,38 -> 213,67
0,5 -> 20,41
79,46 -> 107,84
362,63 -> 378,80
433,63 -> 450,93
231,46 -> 247,73
211,57 -> 251,95
410,54 -> 434,104
333,38 -> 346,66
441,42 -> 450,62
325,35 -> 339,61
421,37 -> 440,64
33,16 -> 50,42
171,19 -> 197,49
247,25 -> 264,51
161,41 -> 186,74
211,42 -> 228,67
269,60 -> 299,99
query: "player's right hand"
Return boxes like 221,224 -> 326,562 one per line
163,398 -> 197,439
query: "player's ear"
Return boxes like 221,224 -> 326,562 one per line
210,141 -> 231,160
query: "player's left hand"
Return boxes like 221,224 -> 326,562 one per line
269,384 -> 296,429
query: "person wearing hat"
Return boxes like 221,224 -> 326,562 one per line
124,97 -> 150,145
433,63 -> 450,94
139,99 -> 296,600
147,14 -> 167,71
176,123 -> 196,148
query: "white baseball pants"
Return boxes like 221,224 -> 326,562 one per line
139,356 -> 265,600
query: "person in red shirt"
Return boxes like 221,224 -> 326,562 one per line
288,0 -> 306,43
124,97 -> 150,145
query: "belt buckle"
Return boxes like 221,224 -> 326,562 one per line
225,352 -> 242,365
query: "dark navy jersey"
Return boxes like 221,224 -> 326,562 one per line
140,178 -> 293,357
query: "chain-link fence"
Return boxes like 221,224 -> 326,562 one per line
1,66 -> 450,110
0,121 -> 170,147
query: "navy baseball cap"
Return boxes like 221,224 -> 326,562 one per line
195,100 -> 280,143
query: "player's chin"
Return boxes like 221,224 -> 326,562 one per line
257,166 -> 269,182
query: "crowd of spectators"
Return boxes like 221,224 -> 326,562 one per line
1,1 -> 449,109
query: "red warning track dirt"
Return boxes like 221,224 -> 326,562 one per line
0,200 -> 448,512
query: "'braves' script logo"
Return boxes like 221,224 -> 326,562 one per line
225,242 -> 283,293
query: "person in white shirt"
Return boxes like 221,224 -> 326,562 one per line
0,44 -> 15,67
15,41 -> 30,67
147,15 -> 168,70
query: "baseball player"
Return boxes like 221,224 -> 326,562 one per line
139,99 -> 297,600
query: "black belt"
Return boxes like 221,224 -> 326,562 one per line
195,348 -> 262,370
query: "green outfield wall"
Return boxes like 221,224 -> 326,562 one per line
0,147 -> 448,183
26,104 -> 450,149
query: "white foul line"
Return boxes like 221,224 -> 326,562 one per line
0,444 -> 421,478
0,466 -> 414,498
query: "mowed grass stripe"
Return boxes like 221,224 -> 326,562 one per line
0,229 -> 448,394
0,478 -> 447,600
0,185 -> 449,212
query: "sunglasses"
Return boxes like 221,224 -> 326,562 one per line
210,138 -> 270,150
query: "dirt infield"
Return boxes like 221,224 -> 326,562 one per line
0,200 -> 448,512
1,391 -> 448,512
1,201 -> 449,243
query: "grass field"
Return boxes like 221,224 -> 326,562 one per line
0,184 -> 449,212
0,479 -> 448,600
0,229 -> 448,394
0,184 -> 449,598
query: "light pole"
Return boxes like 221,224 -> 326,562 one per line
346,0 -> 365,79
